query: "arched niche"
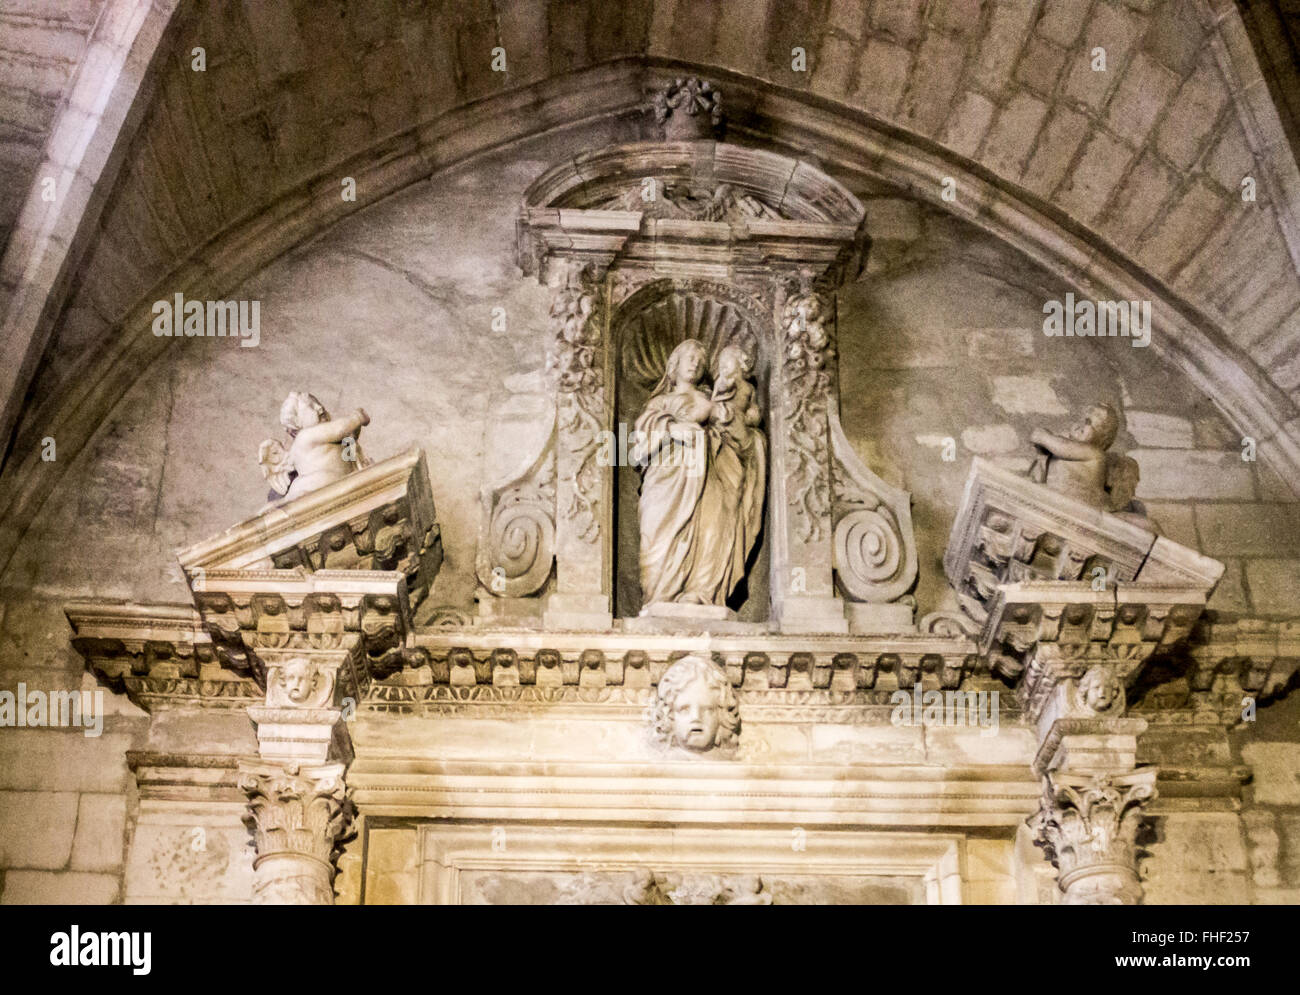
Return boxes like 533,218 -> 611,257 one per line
612,279 -> 773,619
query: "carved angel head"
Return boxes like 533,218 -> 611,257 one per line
277,657 -> 319,705
1067,403 -> 1119,450
279,391 -> 328,435
714,343 -> 754,385
653,654 -> 739,751
1078,666 -> 1124,715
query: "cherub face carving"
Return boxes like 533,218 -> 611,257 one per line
672,678 -> 720,750
653,655 -> 739,752
1067,403 -> 1119,448
278,658 -> 317,705
1079,666 -> 1123,715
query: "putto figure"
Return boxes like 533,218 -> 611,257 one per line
1028,403 -> 1121,509
1028,403 -> 1156,527
258,391 -> 371,501
651,654 -> 740,752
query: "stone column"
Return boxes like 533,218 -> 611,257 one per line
238,761 -> 352,905
768,284 -> 848,633
544,261 -> 614,629
240,651 -> 358,904
1025,650 -> 1157,905
1031,767 -> 1156,905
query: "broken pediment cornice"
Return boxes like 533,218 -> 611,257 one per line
176,447 -> 442,610
517,141 -> 868,284
65,600 -> 259,711
946,458 -> 1224,625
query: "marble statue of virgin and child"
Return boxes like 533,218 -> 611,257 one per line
630,338 -> 766,612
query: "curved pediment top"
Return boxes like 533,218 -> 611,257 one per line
522,141 -> 865,226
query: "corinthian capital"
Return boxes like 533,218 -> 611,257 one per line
238,761 -> 354,905
1031,768 -> 1156,905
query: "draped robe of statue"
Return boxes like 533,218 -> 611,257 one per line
682,380 -> 766,605
634,379 -> 713,606
634,339 -> 766,610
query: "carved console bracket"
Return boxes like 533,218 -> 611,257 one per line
184,567 -> 413,691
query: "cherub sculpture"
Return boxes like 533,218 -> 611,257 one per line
258,392 -> 371,502
1027,403 -> 1157,529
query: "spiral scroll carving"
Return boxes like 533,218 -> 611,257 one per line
477,432 -> 556,600
488,496 -> 555,598
834,507 -> 905,596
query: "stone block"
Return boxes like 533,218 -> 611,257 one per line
1014,35 -> 1067,96
1241,743 -> 1300,805
982,92 -> 1049,178
901,31 -> 964,135
869,0 -> 926,46
0,731 -> 135,792
1097,143 -> 1171,241
70,793 -> 128,872
123,804 -> 254,903
1037,0 -> 1090,47
853,38 -> 911,119
1137,180 -> 1230,277
1195,504 -> 1300,556
1155,59 -> 1230,170
1,871 -> 120,905
0,790 -> 78,869
970,0 -> 1037,97
1131,449 -> 1255,500
1207,558 -> 1249,612
960,424 -> 1020,455
1243,560 -> 1300,615
990,375 -> 1068,415
1105,51 -> 1181,147
1141,502 -> 1196,548
1022,105 -> 1088,195
942,90 -> 996,158
1055,128 -> 1133,222
1126,411 -> 1195,448
1063,2 -> 1141,110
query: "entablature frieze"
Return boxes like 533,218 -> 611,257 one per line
68,600 -> 1297,730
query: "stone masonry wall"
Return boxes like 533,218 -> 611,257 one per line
0,126 -> 1296,902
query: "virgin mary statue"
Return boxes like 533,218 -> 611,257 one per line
632,338 -> 766,611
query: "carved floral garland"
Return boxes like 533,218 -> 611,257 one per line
781,290 -> 834,543
547,269 -> 605,543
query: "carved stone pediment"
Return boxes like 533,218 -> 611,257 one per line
178,447 -> 442,610
946,458 -> 1224,623
517,141 -> 868,284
